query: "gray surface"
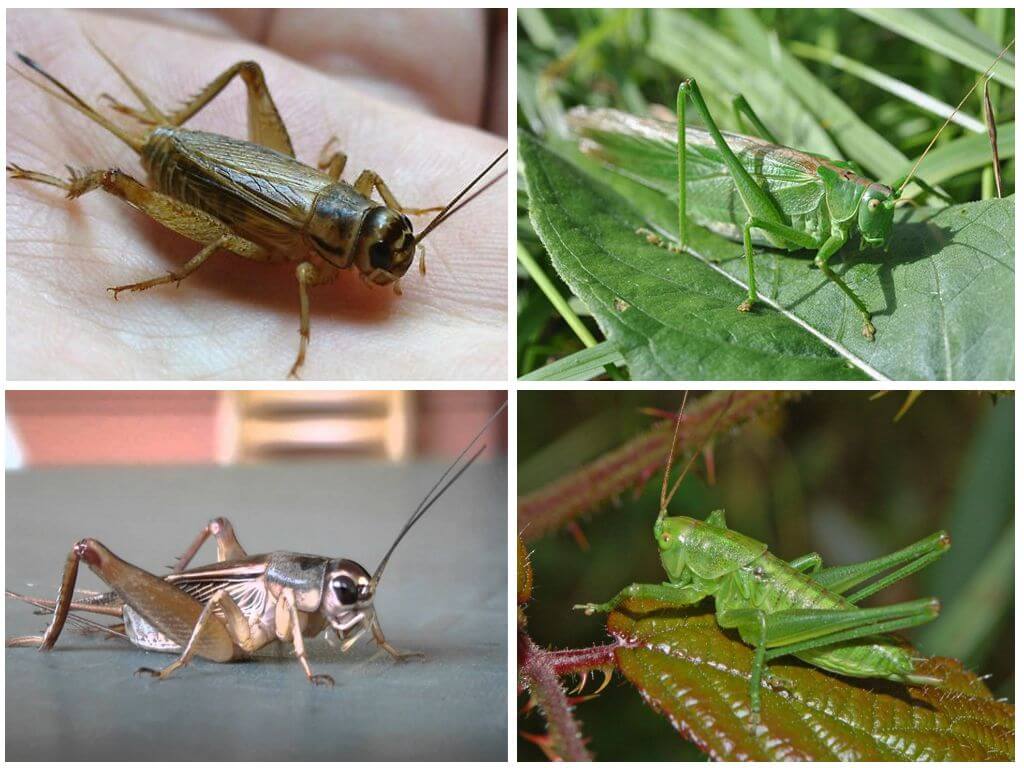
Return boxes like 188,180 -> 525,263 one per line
6,460 -> 507,760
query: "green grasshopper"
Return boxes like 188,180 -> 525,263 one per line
574,398 -> 950,722
568,41 -> 1013,341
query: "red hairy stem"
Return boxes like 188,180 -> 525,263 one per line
519,391 -> 801,540
519,630 -> 594,761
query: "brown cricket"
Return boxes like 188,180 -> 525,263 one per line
8,43 -> 507,377
6,402 -> 506,686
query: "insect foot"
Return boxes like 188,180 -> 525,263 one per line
737,299 -> 754,312
862,321 -> 877,341
134,666 -> 165,680
309,673 -> 335,688
572,602 -> 605,616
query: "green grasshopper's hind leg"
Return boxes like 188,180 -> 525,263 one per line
719,598 -> 941,722
812,531 -> 950,604
731,95 -> 780,144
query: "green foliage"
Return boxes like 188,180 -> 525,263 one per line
610,599 -> 1013,760
517,8 -> 1015,380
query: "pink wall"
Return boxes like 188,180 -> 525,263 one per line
7,390 -> 506,466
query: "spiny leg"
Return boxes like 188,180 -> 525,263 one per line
370,614 -> 423,661
352,169 -> 444,216
168,61 -> 294,156
135,590 -> 252,680
8,164 -> 266,293
574,582 -> 708,616
290,261 -> 337,379
172,517 -> 248,573
317,136 -> 348,182
787,553 -> 823,574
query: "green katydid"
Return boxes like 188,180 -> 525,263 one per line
574,397 -> 950,722
567,40 -> 1014,341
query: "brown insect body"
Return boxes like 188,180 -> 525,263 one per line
8,47 -> 505,376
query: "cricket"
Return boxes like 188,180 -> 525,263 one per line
568,40 -> 1013,341
6,402 -> 506,686
7,43 -> 507,378
574,396 -> 950,722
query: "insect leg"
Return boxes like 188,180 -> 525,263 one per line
574,582 -> 708,615
167,62 -> 295,156
172,517 -> 248,573
136,589 -> 252,680
352,170 -> 445,216
812,232 -> 876,340
7,164 -> 266,277
730,95 -> 780,144
289,261 -> 334,378
811,531 -> 950,603
738,215 -> 819,312
317,136 -> 348,182
280,588 -> 334,687
787,553 -> 823,574
370,613 -> 423,661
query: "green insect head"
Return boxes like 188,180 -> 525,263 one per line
857,184 -> 896,251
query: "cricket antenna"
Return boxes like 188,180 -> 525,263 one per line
414,149 -> 508,245
370,400 -> 507,589
896,38 -> 1014,197
660,393 -> 735,518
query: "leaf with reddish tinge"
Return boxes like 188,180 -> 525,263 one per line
607,599 -> 1013,761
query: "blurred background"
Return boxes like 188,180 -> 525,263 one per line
7,390 -> 506,467
518,390 -> 1013,761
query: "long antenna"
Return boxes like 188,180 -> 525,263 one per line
414,149 -> 508,245
660,393 -> 735,517
370,400 -> 507,588
658,392 -> 689,519
896,38 -> 1014,196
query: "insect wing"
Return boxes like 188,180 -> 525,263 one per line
165,556 -> 270,619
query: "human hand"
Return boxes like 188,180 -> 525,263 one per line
7,9 -> 507,380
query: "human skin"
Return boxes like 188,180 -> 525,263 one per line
7,9 -> 507,380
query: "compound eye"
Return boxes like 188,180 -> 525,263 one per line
369,241 -> 392,270
332,576 -> 358,605
868,198 -> 879,211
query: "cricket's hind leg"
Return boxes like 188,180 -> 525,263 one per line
172,517 -> 248,573
168,61 -> 295,156
6,164 -> 266,295
135,589 -> 254,681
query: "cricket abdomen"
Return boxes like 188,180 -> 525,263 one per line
141,126 -> 335,254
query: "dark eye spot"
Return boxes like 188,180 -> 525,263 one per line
332,576 -> 358,605
369,241 -> 391,270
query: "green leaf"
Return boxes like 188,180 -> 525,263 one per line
520,340 -> 626,381
853,9 -> 1015,87
523,132 -> 1015,380
608,599 -> 1014,760
522,132 -> 867,380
